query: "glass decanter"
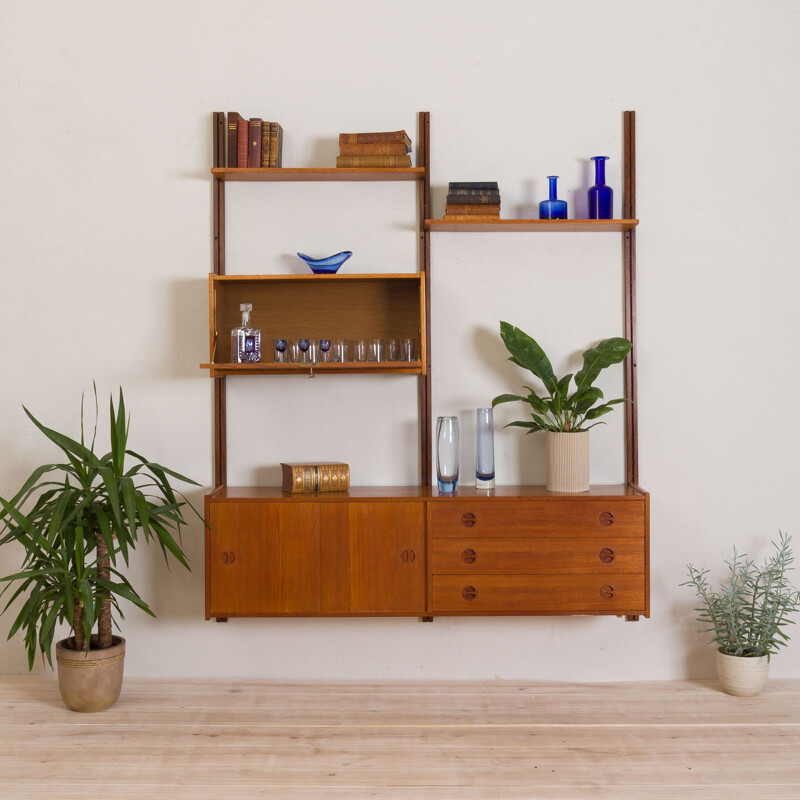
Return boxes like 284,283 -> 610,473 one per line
231,303 -> 261,363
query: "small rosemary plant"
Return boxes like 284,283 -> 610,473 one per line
683,532 -> 800,658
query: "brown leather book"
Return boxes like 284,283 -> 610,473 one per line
236,119 -> 249,168
444,204 -> 501,215
339,130 -> 411,148
281,462 -> 350,493
269,122 -> 283,167
336,155 -> 412,168
339,141 -> 410,156
446,193 -> 501,204
261,120 -> 272,167
248,119 -> 262,167
226,112 -> 241,168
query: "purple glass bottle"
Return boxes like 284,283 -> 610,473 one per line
588,156 -> 613,219
539,176 -> 568,220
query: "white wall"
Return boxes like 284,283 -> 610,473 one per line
1,0 -> 799,680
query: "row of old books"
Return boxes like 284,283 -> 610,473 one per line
336,129 -> 412,168
281,462 -> 350,493
226,112 -> 284,168
444,181 -> 501,220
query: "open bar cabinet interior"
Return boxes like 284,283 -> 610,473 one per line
203,111 -> 649,622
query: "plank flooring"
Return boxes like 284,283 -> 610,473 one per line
0,677 -> 798,799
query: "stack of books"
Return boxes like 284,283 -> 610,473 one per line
444,181 -> 501,220
226,112 -> 283,168
336,130 -> 412,168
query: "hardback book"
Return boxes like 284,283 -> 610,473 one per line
444,204 -> 501,215
339,130 -> 411,149
336,154 -> 412,168
269,122 -> 283,167
281,462 -> 350,493
446,193 -> 501,204
260,120 -> 271,167
449,181 -> 499,192
236,118 -> 249,168
227,112 -> 241,168
248,118 -> 263,168
339,141 -> 411,156
442,215 -> 503,222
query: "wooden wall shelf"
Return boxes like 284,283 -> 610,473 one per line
201,362 -> 424,377
426,219 -> 639,233
211,167 -> 425,182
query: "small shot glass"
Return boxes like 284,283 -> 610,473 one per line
399,337 -> 416,361
307,340 -> 320,362
333,338 -> 349,362
287,339 -> 300,362
353,339 -> 368,362
384,338 -> 398,361
368,338 -> 384,362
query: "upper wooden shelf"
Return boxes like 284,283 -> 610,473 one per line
425,219 -> 639,232
212,167 -> 425,182
211,273 -> 421,283
201,361 -> 424,377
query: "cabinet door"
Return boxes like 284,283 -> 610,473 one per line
320,502 -> 426,614
206,502 -> 320,617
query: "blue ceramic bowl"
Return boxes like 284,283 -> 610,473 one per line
297,250 -> 353,275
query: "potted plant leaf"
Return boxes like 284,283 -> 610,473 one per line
683,532 -> 800,696
0,388 -> 201,712
492,321 -> 632,492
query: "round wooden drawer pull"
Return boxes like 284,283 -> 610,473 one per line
462,585 -> 478,601
600,584 -> 615,600
221,550 -> 236,565
599,548 -> 616,563
461,548 -> 478,564
461,512 -> 477,527
599,511 -> 615,526
401,548 -> 416,563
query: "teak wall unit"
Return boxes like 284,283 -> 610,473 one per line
204,111 -> 649,623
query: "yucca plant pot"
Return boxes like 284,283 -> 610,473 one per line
546,431 -> 590,493
716,650 -> 769,697
56,635 -> 126,712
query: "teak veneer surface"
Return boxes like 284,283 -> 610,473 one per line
2,677 -> 799,800
426,218 -> 639,232
212,167 -> 425,181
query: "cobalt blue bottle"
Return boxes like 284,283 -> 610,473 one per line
539,176 -> 568,219
588,156 -> 613,219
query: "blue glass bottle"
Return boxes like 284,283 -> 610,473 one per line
588,156 -> 613,219
539,176 -> 568,220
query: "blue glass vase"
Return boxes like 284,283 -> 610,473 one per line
588,156 -> 613,219
539,176 -> 568,220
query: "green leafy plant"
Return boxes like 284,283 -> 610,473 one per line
0,388 -> 201,668
682,532 -> 800,658
491,321 -> 632,433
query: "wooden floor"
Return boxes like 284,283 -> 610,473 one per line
1,677 -> 799,799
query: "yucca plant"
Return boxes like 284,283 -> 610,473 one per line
491,321 -> 632,432
0,387 -> 200,668
683,533 -> 800,658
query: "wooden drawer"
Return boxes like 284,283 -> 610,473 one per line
431,574 -> 646,614
429,499 -> 644,538
431,537 -> 643,575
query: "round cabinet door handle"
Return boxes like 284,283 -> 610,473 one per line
599,511 -> 615,526
462,585 -> 478,601
600,584 -> 616,600
461,548 -> 478,564
400,548 -> 416,563
221,550 -> 236,565
461,512 -> 477,528
599,547 -> 616,563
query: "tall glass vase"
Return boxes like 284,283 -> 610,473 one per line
436,416 -> 459,493
475,408 -> 495,489
588,156 -> 613,219
539,176 -> 568,219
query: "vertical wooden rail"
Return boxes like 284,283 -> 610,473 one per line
622,111 -> 638,487
212,113 -> 227,488
418,111 -> 432,487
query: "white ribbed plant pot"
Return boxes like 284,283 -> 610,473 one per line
546,431 -> 590,493
716,651 -> 770,697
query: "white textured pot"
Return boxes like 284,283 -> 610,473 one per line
546,431 -> 589,493
716,650 -> 770,697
